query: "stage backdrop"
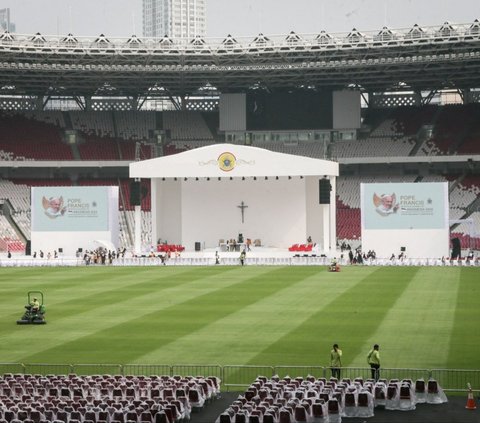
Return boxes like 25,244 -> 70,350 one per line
153,176 -> 330,251
31,186 -> 119,256
361,182 -> 449,258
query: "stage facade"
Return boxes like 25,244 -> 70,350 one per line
130,144 -> 339,253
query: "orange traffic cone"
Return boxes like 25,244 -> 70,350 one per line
465,383 -> 477,410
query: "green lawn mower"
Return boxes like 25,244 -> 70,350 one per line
17,291 -> 46,324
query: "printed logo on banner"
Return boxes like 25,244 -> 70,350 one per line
42,196 -> 67,219
33,187 -> 110,232
217,152 -> 236,172
363,182 -> 447,230
373,193 -> 399,217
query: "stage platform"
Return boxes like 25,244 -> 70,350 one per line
182,245 -> 327,259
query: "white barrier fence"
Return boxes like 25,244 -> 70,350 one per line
0,256 -> 478,267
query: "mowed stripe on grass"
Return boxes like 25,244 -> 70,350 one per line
133,265 -> 379,364
447,267 -> 480,369
0,266 -> 478,370
19,267 -> 319,364
0,266 -> 243,362
350,267 -> 462,368
246,267 -> 419,366
0,266 -> 198,319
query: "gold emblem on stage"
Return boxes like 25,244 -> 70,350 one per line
218,152 -> 236,172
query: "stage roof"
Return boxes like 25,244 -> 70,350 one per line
129,144 -> 339,179
1,21 -> 480,97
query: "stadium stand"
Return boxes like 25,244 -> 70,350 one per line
165,139 -> 215,153
332,118 -> 416,158
24,110 -> 67,128
77,135 -> 119,160
0,215 -> 25,252
120,210 -> 152,248
0,113 -> 73,160
330,104 -> 480,159
0,111 -> 157,162
70,111 -> 115,137
114,111 -> 156,141
163,111 -> 214,140
0,101 -> 479,254
253,140 -> 326,159
0,179 -> 32,211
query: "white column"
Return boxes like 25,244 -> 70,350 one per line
151,179 -> 158,247
134,205 -> 142,255
329,176 -> 337,251
321,205 -> 330,253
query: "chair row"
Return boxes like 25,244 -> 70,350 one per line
217,375 -> 447,423
288,244 -> 313,252
156,245 -> 185,253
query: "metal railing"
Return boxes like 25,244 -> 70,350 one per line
1,22 -> 479,54
1,363 -> 478,393
1,256 -> 479,267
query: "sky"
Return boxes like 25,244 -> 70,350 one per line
1,0 -> 479,38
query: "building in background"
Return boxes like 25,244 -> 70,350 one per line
0,8 -> 16,32
143,0 -> 206,39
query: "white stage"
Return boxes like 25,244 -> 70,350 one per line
130,144 -> 339,254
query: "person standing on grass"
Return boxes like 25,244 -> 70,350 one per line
367,344 -> 381,381
330,343 -> 342,379
240,249 -> 246,266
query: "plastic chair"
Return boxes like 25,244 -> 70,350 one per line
399,385 -> 416,411
357,391 -> 374,418
385,384 -> 399,410
343,392 -> 357,417
414,379 -> 426,403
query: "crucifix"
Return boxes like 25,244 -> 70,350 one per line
237,201 -> 248,224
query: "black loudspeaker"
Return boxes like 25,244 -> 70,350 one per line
451,237 -> 461,259
400,246 -> 406,252
319,179 -> 331,204
78,248 -> 83,253
130,181 -> 141,206
25,240 -> 31,256
59,248 -> 63,253
195,242 -> 201,252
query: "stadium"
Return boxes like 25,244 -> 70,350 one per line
0,15 -> 479,423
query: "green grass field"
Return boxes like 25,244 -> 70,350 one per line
0,265 -> 478,371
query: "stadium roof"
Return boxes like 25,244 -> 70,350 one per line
1,21 -> 480,97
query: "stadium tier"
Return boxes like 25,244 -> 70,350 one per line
1,106 -> 480,162
0,111 -> 158,161
0,113 -> 73,160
